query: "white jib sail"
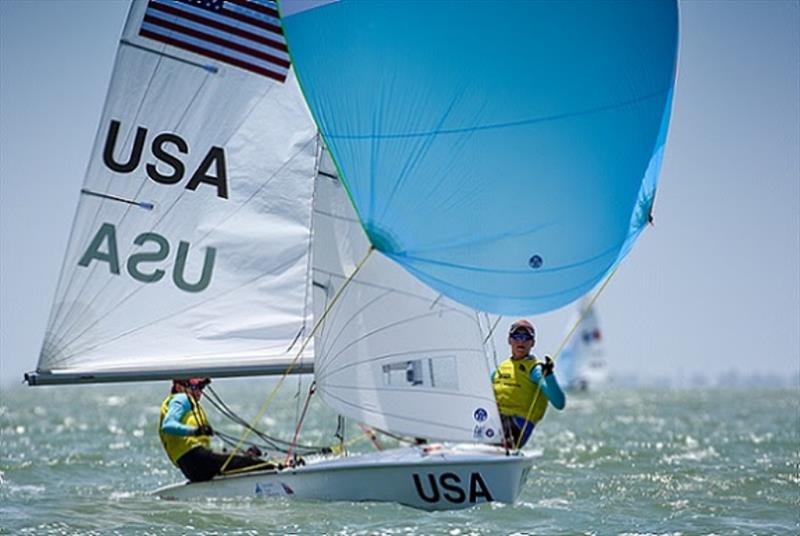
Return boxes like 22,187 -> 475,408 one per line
34,0 -> 318,383
311,151 -> 503,443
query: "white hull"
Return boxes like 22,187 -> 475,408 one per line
153,444 -> 534,511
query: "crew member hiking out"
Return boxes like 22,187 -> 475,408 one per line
492,320 -> 566,448
158,378 -> 272,482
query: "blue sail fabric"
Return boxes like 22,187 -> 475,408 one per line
282,0 -> 679,315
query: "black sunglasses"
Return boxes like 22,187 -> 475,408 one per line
509,332 -> 534,341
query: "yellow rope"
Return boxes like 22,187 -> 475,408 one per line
512,264 -> 620,451
328,430 -> 376,455
222,460 -> 278,475
220,246 -> 375,474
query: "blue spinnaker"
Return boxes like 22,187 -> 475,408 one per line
282,0 -> 678,315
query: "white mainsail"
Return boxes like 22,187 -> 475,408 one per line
30,0 -> 318,384
311,151 -> 503,443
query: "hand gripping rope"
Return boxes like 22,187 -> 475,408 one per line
513,264 -> 620,451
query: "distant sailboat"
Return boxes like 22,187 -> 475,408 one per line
558,300 -> 609,391
25,0 -> 678,510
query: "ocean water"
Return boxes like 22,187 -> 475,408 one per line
1,380 -> 797,535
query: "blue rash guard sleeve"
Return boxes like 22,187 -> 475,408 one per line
530,366 -> 567,410
161,393 -> 197,437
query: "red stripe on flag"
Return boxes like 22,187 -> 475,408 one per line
221,6 -> 283,35
148,1 -> 287,50
140,28 -> 287,82
143,14 -> 290,68
226,0 -> 280,19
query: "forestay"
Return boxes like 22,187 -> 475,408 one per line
30,0 -> 318,384
282,0 -> 679,315
312,150 -> 503,443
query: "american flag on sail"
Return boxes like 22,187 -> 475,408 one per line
139,0 -> 290,82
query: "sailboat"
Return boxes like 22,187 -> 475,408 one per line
558,300 -> 609,391
25,0 -> 679,510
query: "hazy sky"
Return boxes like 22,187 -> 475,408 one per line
1,1 -> 798,387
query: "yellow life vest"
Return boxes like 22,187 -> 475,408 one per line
492,356 -> 548,422
158,394 -> 211,466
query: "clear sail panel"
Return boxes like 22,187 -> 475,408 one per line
312,155 -> 503,443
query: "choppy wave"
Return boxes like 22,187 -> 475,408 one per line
1,382 -> 797,535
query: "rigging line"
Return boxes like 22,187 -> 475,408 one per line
513,263 -> 620,452
334,415 -> 345,453
220,247 -> 376,473
358,423 -> 383,451
48,133 -> 314,365
206,385 -> 328,452
290,134 -> 325,356
47,68 -> 215,353
369,427 -> 416,445
206,390 -> 326,452
329,428 -> 381,455
46,249 -> 302,368
483,315 -> 503,344
214,428 -> 323,456
283,382 -> 316,463
46,51 -> 169,345
312,267 -> 468,311
485,313 -> 502,369
314,274 -> 334,368
203,388 -> 283,451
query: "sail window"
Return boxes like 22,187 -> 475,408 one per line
381,356 -> 458,390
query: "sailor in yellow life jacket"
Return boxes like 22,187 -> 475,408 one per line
491,320 -> 566,447
159,378 -> 272,482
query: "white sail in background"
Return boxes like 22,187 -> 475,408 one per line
311,151 -> 503,443
32,0 -> 318,383
558,299 -> 608,391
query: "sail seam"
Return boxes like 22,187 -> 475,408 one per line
325,88 -> 669,140
120,38 -> 218,72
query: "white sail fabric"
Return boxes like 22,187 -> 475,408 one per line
33,0 -> 318,383
559,299 -> 608,390
312,151 -> 503,443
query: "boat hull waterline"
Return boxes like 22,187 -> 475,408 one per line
153,444 -> 534,511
